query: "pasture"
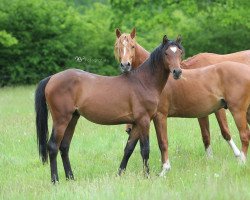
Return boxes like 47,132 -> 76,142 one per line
0,86 -> 250,199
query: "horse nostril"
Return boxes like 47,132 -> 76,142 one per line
120,63 -> 124,67
127,62 -> 131,66
173,68 -> 182,78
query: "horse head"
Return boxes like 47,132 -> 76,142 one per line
162,35 -> 183,79
114,28 -> 136,73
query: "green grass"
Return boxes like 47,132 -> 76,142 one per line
0,86 -> 249,200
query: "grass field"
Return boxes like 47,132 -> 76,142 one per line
0,86 -> 249,200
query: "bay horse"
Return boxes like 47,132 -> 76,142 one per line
35,35 -> 183,183
114,28 -> 250,176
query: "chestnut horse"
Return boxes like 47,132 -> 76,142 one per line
114,28 -> 250,176
181,51 -> 250,69
35,36 -> 183,183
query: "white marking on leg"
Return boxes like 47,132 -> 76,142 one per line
205,145 -> 213,158
237,151 -> 246,164
170,46 -> 177,53
159,159 -> 171,177
228,139 -> 241,157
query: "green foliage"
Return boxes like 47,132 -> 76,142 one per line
0,0 -> 249,86
0,30 -> 18,47
0,0 -> 117,86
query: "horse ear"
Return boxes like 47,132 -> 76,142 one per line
162,35 -> 168,44
116,28 -> 122,38
176,35 -> 182,44
130,28 -> 136,39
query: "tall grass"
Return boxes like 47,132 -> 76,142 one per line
0,86 -> 249,199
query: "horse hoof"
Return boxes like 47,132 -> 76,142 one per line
66,174 -> 75,181
205,146 -> 213,158
144,173 -> 150,179
118,168 -> 125,176
159,169 -> 169,177
159,160 -> 171,177
237,152 -> 246,164
51,180 -> 59,185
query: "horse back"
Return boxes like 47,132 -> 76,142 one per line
182,50 -> 250,69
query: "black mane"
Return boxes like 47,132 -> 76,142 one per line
149,40 -> 184,73
125,38 -> 184,76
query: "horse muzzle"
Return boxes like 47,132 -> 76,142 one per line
120,62 -> 132,73
172,68 -> 182,80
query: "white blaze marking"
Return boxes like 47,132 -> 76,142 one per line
123,40 -> 128,56
228,139 -> 241,157
170,46 -> 177,53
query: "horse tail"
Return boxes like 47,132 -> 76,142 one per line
35,76 -> 51,164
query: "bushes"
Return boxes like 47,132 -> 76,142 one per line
0,0 -> 118,86
0,0 -> 249,86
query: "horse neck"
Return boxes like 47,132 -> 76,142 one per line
133,59 -> 170,95
132,43 -> 150,68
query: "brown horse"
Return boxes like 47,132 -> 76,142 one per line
114,29 -> 250,176
181,50 -> 250,157
181,51 -> 250,69
35,35 -> 183,183
114,28 -> 149,73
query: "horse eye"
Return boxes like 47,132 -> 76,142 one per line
132,46 -> 135,48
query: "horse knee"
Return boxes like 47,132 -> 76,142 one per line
47,140 -> 58,158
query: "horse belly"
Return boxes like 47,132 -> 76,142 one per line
168,95 -> 223,118
77,99 -> 133,125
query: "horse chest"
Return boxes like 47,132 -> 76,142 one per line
132,93 -> 159,117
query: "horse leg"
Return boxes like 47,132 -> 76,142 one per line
59,112 -> 80,180
47,115 -> 72,184
197,117 -> 212,157
118,126 -> 139,175
214,109 -> 241,157
231,110 -> 249,163
138,117 -> 150,177
153,112 -> 170,176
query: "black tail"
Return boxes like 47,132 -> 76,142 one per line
35,76 -> 51,164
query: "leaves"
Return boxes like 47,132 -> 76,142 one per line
0,30 -> 18,47
0,0 -> 249,86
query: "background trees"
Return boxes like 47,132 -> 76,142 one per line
0,0 -> 249,86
